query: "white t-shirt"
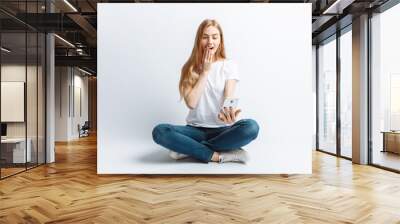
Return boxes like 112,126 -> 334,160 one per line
186,59 -> 239,128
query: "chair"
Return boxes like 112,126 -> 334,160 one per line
79,121 -> 90,138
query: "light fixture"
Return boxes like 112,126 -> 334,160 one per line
63,0 -> 78,12
1,47 -> 11,53
76,48 -> 85,55
322,0 -> 355,15
54,34 -> 75,48
78,67 -> 93,76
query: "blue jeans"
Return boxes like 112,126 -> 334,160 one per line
152,119 -> 260,163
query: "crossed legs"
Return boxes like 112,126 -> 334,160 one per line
152,119 -> 259,163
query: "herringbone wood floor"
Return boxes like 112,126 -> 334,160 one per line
1,134 -> 400,224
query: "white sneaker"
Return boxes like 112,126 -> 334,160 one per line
219,149 -> 249,163
169,150 -> 189,160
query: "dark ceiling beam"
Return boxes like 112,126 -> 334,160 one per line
311,0 -> 356,34
55,55 -> 96,70
312,14 -> 352,44
373,0 -> 400,12
2,12 -> 96,48
67,13 -> 97,46
12,13 -> 83,32
0,18 -> 27,31
312,15 -> 335,33
86,0 -> 97,11
0,8 -> 38,31
323,0 -> 356,14
56,47 -> 97,56
51,0 -> 96,47
151,0 -> 252,2
311,0 -> 379,42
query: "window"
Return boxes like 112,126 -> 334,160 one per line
370,3 -> 400,171
340,29 -> 352,158
318,36 -> 337,154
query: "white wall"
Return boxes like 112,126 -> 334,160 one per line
98,3 -> 313,174
55,67 -> 69,141
55,67 -> 89,141
312,45 -> 316,150
72,72 -> 89,138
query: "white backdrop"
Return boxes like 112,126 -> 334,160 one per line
98,3 -> 312,174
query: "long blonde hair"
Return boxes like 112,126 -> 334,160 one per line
179,19 -> 226,98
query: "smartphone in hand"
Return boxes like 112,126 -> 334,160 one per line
221,98 -> 239,110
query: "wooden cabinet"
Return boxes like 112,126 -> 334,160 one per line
382,131 -> 400,154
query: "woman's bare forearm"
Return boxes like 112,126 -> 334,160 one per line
223,79 -> 237,99
184,72 -> 208,109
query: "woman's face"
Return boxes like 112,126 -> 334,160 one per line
200,26 -> 221,57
